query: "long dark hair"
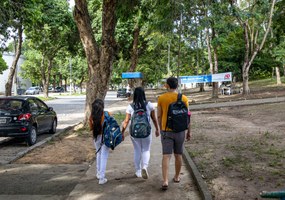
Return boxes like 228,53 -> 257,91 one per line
133,87 -> 147,110
91,99 -> 104,139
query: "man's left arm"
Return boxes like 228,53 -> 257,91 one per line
183,95 -> 192,141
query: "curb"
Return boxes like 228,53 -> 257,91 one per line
183,146 -> 213,200
8,122 -> 82,164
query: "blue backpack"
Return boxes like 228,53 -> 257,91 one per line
130,103 -> 151,138
102,111 -> 123,150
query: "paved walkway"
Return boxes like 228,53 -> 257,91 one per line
68,100 -> 202,200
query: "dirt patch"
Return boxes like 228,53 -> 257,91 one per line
186,102 -> 285,200
15,124 -> 95,164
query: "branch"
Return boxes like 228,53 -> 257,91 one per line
259,0 -> 276,51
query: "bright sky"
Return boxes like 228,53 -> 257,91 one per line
69,0 -> 75,8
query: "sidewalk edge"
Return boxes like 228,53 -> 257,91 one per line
183,146 -> 212,200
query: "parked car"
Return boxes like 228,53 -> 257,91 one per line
117,88 -> 128,98
25,86 -> 41,95
48,87 -> 55,92
55,86 -> 64,93
17,88 -> 26,95
0,96 -> 57,146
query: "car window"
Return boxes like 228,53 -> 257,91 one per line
10,100 -> 23,109
28,99 -> 39,113
35,99 -> 48,111
0,100 -> 23,109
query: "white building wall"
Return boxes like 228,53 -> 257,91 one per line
0,52 -> 32,94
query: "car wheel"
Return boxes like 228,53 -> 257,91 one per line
27,126 -> 37,146
49,119 -> 57,134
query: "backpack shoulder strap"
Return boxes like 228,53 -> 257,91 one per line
104,111 -> 109,117
177,93 -> 182,102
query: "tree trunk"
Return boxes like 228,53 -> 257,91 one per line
129,26 -> 140,73
199,83 -> 205,92
129,25 -> 140,89
40,57 -> 53,98
205,28 -> 213,74
5,26 -> 23,96
212,46 -> 219,98
79,76 -> 84,94
242,64 -> 250,95
74,0 -> 117,124
276,67 -> 281,85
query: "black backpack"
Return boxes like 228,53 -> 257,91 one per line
166,93 -> 189,132
130,103 -> 151,138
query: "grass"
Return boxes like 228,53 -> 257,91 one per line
113,112 -> 125,124
249,77 -> 285,87
38,96 -> 56,101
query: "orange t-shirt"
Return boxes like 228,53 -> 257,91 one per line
157,92 -> 189,131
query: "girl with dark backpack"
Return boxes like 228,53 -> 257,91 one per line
121,87 -> 160,179
89,99 -> 113,185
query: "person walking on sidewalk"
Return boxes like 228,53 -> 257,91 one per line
89,98 -> 110,185
121,87 -> 160,179
157,77 -> 192,190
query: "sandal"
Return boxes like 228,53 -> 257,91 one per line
173,177 -> 181,183
161,184 -> 168,191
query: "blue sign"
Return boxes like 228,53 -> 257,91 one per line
122,72 -> 143,79
180,75 -> 212,83
180,72 -> 232,83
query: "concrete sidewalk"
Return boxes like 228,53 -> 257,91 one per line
67,101 -> 202,200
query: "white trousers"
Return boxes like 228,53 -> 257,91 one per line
130,134 -> 152,171
94,135 -> 109,179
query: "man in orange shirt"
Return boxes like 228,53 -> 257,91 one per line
157,77 -> 192,190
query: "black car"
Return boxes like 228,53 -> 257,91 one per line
55,86 -> 64,93
117,88 -> 128,98
0,96 -> 57,146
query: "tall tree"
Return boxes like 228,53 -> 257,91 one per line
231,0 -> 276,95
73,0 -> 117,123
0,0 -> 35,96
25,0 -> 77,97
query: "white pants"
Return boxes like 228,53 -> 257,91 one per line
94,135 -> 109,179
131,134 -> 152,171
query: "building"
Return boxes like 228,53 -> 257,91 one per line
0,52 -> 31,95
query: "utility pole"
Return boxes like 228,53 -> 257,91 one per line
69,58 -> 72,95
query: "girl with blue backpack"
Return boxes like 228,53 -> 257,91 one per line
89,99 -> 111,185
121,87 -> 160,179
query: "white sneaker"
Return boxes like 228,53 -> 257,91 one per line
135,170 -> 142,178
142,168 -> 149,179
99,178 -> 108,185
96,173 -> 100,180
